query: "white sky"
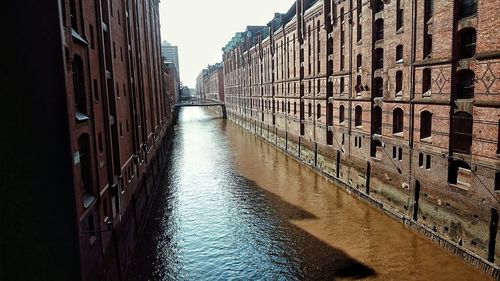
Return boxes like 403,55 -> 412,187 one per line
159,0 -> 296,88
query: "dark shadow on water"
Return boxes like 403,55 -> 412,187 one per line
126,109 -> 376,281
227,174 -> 377,281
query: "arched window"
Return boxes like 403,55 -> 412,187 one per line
374,19 -> 384,41
452,112 -> 473,154
373,77 -> 383,98
317,104 -> 321,119
372,106 -> 382,135
374,48 -> 384,69
457,69 -> 475,99
420,111 -> 432,139
355,106 -> 363,127
396,71 -> 403,95
396,45 -> 403,62
393,108 -> 404,134
73,55 -> 87,116
422,68 -> 432,94
460,0 -> 477,19
458,28 -> 476,59
339,105 -> 345,123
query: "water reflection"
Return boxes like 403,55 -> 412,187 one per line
127,108 -> 491,281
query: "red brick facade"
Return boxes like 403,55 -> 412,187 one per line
221,0 -> 500,275
61,0 -> 174,279
197,63 -> 225,103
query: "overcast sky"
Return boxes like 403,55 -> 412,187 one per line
159,0 -> 296,88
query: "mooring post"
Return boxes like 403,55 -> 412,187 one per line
221,104 -> 227,119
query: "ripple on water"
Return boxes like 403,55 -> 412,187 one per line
126,108 -> 493,281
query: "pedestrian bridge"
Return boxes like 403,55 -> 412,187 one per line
175,97 -> 227,119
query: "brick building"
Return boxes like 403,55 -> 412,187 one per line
221,0 -> 500,276
197,63 -> 225,103
2,1 -> 175,280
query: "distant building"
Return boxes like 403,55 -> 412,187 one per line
161,41 -> 180,75
196,63 -> 224,103
165,62 -> 181,105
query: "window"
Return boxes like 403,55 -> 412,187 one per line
425,0 -> 434,21
356,75 -> 362,94
393,147 -> 398,159
398,147 -> 403,161
317,104 -> 321,119
393,108 -> 404,134
339,105 -> 345,123
79,134 -> 94,205
294,102 -> 297,115
452,112 -> 473,154
288,101 -> 291,113
340,77 -> 345,94
373,106 -> 382,135
374,48 -> 384,69
396,71 -> 403,95
422,68 -> 432,94
456,70 -> 475,99
424,34 -> 433,58
93,79 -> 99,101
355,106 -> 362,127
496,172 -> 500,191
460,0 -> 477,19
69,0 -> 79,32
357,54 -> 362,70
448,160 -> 471,184
308,103 -> 312,117
89,25 -> 95,49
420,111 -> 432,139
458,28 -> 476,60
374,19 -> 384,41
396,45 -> 403,62
396,0 -> 404,30
374,0 -> 384,13
328,103 -> 333,126
73,55 -> 87,116
419,153 -> 424,167
426,155 -> 431,169
373,77 -> 383,98
357,0 -> 362,41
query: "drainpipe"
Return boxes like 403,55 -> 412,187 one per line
348,0 -> 353,158
408,0 -> 418,216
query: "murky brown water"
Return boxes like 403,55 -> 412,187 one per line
127,107 -> 491,281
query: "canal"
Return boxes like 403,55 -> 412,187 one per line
127,107 -> 491,280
